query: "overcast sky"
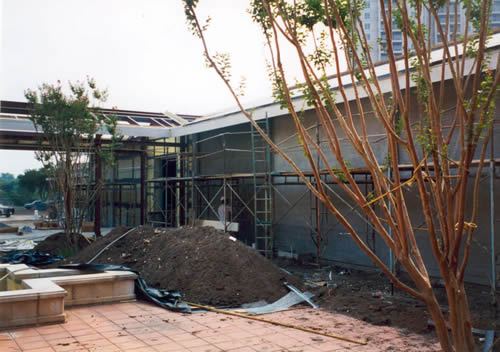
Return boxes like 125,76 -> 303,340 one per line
1,0 -> 278,113
0,0 -> 282,175
0,0 -> 339,176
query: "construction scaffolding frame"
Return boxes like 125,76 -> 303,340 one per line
142,117 -> 498,305
146,129 -> 271,251
143,117 -> 381,258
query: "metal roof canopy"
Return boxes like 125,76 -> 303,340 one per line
170,33 -> 500,138
1,33 -> 499,144
0,101 -> 197,141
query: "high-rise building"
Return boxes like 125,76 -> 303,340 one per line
359,0 -> 500,62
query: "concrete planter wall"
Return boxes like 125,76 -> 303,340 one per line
0,264 -> 137,329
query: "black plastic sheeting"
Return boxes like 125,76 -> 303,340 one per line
61,264 -> 191,313
0,250 -> 63,266
0,250 -> 191,313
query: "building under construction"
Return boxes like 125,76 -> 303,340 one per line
1,37 -> 499,292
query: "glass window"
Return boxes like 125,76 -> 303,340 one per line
365,23 -> 371,30
365,12 -> 370,19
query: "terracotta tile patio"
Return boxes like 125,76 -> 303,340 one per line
0,301 -> 441,351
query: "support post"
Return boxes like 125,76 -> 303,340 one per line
94,135 -> 102,237
490,126 -> 496,309
140,148 -> 146,225
387,168 -> 394,295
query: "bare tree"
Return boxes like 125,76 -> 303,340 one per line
183,0 -> 499,350
25,78 -> 119,236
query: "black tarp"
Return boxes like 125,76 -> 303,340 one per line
0,251 -> 191,313
59,264 -> 191,313
0,250 -> 63,266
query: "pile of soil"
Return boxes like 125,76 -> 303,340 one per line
35,232 -> 92,257
64,225 -> 301,307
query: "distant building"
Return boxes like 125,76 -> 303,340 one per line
360,0 -> 500,62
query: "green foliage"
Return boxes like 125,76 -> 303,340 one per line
249,0 -> 272,35
381,153 -> 392,172
18,168 -> 49,199
0,168 -> 49,205
267,63 -> 290,109
332,160 -> 350,182
410,58 -> 430,105
0,173 -> 15,182
296,0 -> 328,29
249,0 -> 349,36
183,0 -> 201,37
416,117 -> 438,153
24,78 -> 119,165
460,0 -> 488,32
24,78 -> 120,234
213,52 -> 232,82
308,31 -> 334,70
473,68 -> 498,142
296,74 -> 336,111
395,114 -> 404,137
0,176 -> 17,204
366,191 -> 375,201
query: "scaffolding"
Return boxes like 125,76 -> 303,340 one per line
139,116 -> 498,307
143,119 -> 383,257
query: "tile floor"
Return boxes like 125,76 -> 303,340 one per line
0,301 -> 441,351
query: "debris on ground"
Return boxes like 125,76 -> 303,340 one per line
0,239 -> 36,251
243,290 -> 314,315
0,226 -> 19,234
63,225 -> 303,307
275,258 -> 499,336
20,226 -> 33,233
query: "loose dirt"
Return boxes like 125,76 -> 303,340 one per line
275,259 -> 499,345
63,225 -> 302,307
34,232 -> 92,257
35,225 -> 498,347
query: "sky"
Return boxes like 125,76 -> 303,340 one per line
0,0 -> 282,175
0,0 -> 340,176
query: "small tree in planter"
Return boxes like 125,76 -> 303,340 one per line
25,78 -> 120,236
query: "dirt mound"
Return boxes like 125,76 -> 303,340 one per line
65,225 -> 301,306
35,232 -> 92,257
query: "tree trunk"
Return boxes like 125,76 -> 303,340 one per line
447,282 -> 476,352
64,155 -> 72,235
425,292 -> 454,352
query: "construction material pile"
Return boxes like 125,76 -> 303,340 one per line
64,226 -> 301,306
35,232 -> 92,256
